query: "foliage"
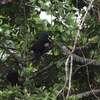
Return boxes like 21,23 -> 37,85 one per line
0,0 -> 100,100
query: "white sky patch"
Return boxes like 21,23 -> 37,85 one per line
40,11 -> 55,24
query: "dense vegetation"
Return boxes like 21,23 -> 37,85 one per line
0,0 -> 100,100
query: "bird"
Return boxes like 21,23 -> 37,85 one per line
6,68 -> 24,86
32,32 -> 51,60
72,0 -> 88,10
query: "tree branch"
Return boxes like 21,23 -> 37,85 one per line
72,88 -> 100,99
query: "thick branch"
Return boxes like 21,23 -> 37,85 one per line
73,89 -> 100,99
61,45 -> 100,69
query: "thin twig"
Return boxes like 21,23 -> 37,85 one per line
67,55 -> 73,97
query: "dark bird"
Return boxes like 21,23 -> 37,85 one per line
32,32 -> 51,60
72,0 -> 88,10
6,68 -> 24,86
